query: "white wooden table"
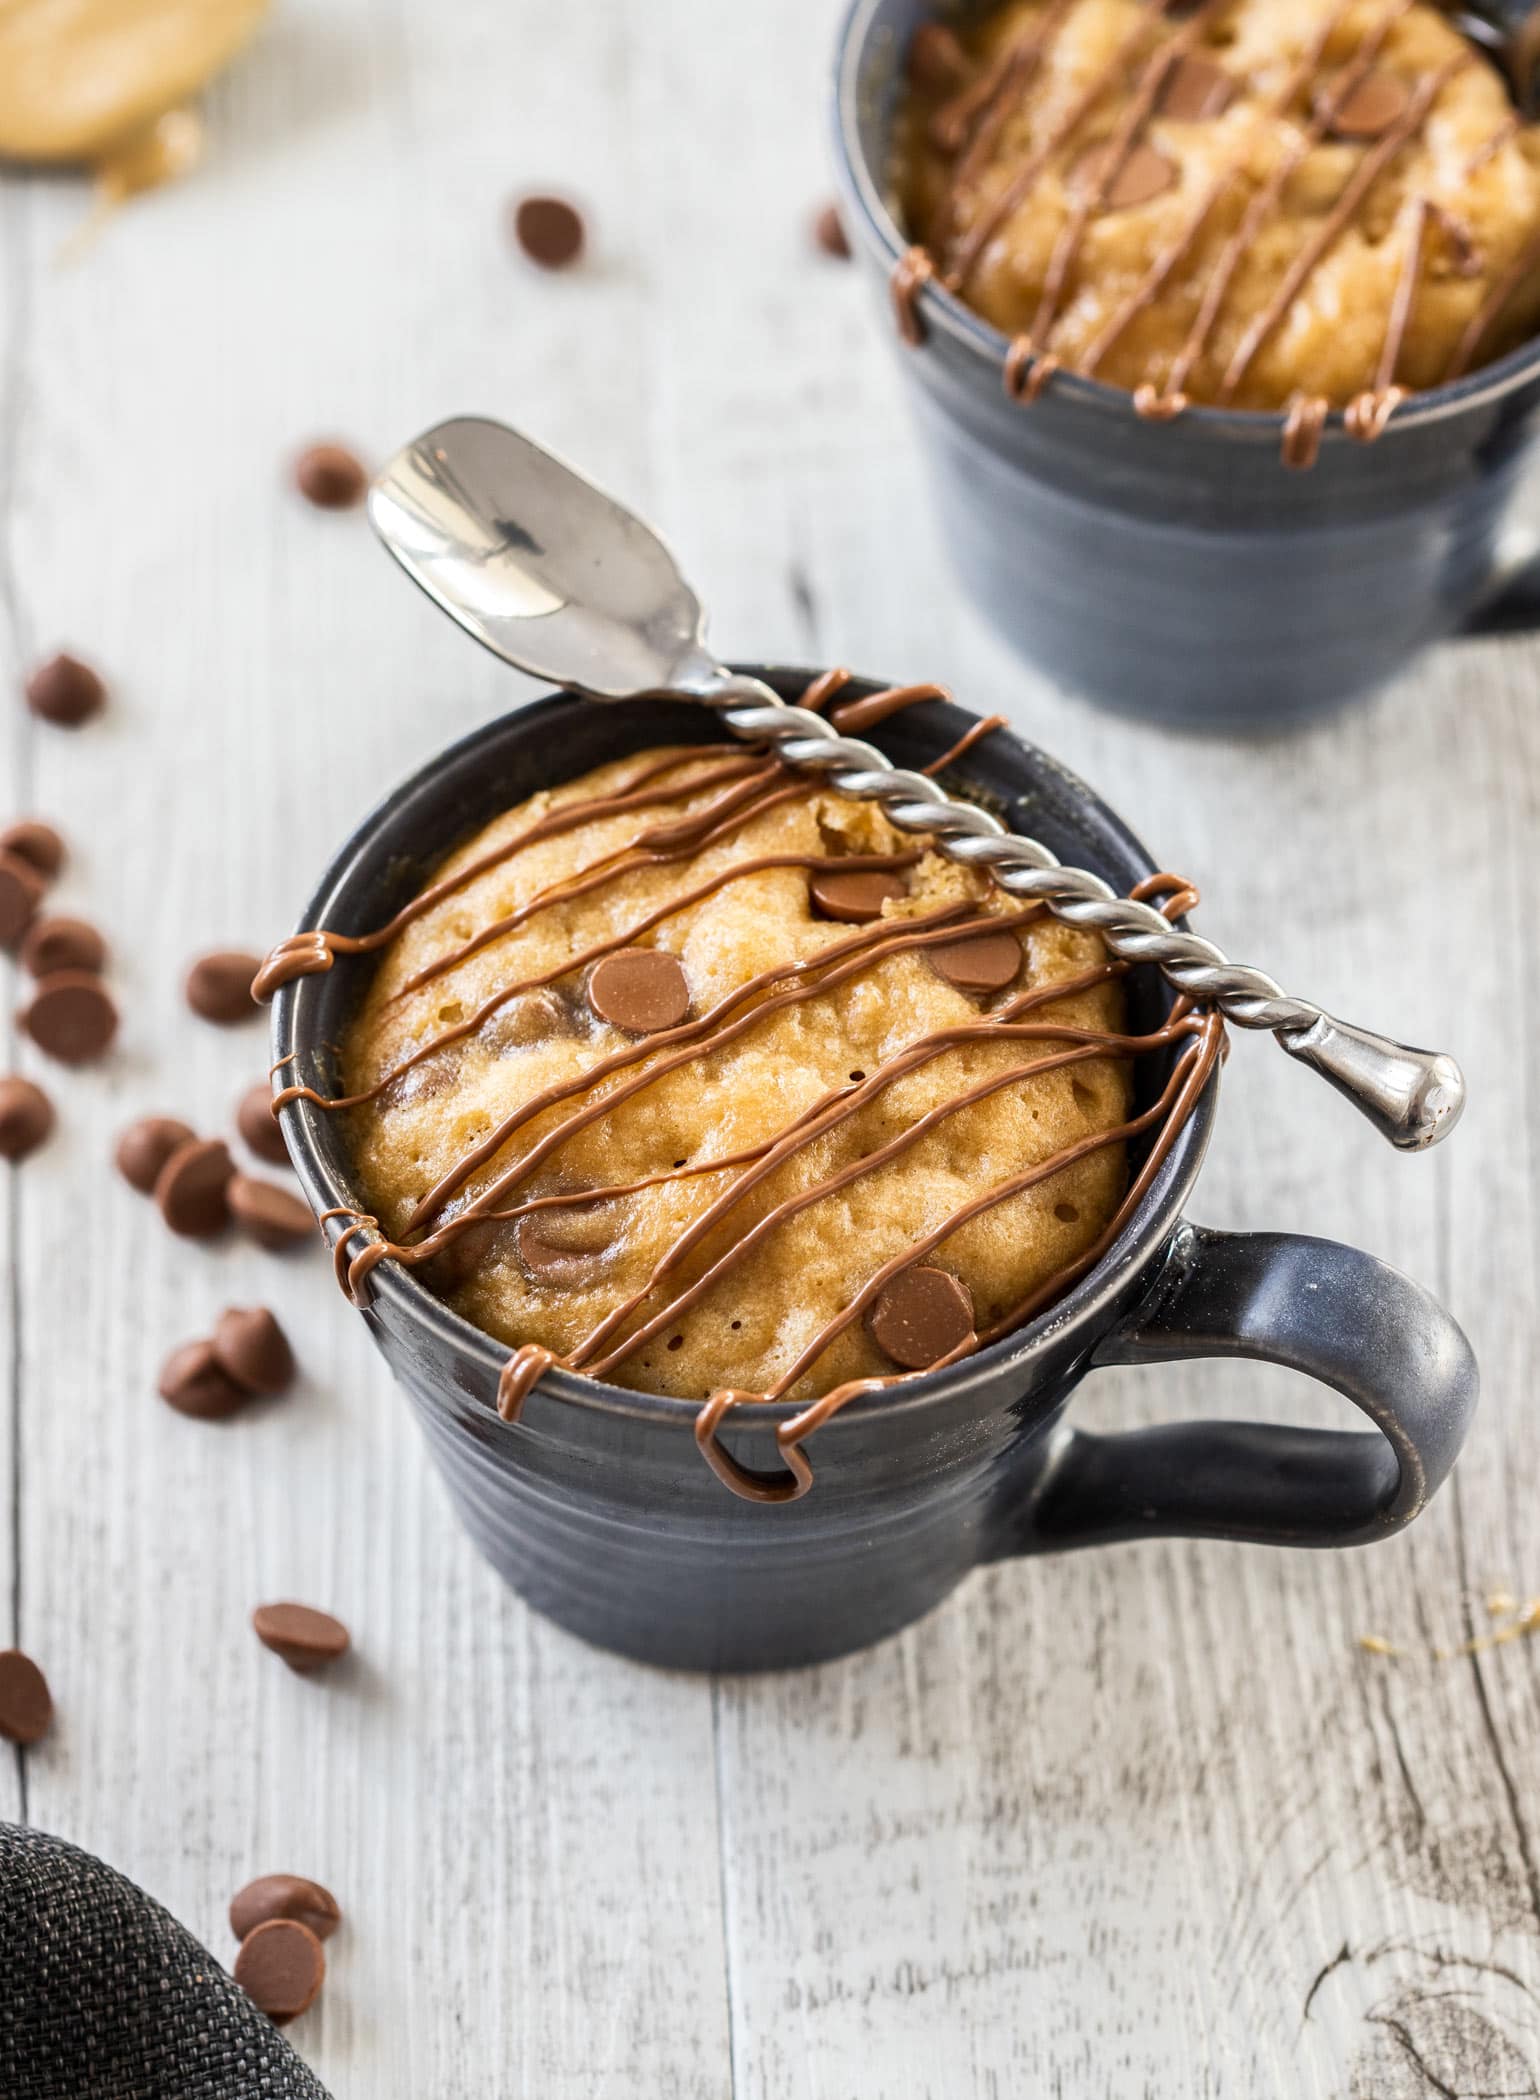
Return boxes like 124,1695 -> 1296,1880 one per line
2,3 -> 1537,2093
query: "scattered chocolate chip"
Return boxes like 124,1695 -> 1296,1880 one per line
230,1873 -> 341,1945
586,949 -> 690,1033
1079,140 -> 1178,212
512,193 -> 585,269
293,442 -> 367,510
814,202 -> 851,259
185,950 -> 263,1024
213,1306 -> 296,1396
20,915 -> 106,978
0,1648 -> 52,1746
20,970 -> 118,1063
237,1081 -> 290,1166
927,928 -> 1023,993
0,821 -> 65,879
867,1265 -> 975,1370
0,850 -> 45,947
808,868 -> 909,924
234,1917 -> 326,2026
154,1136 -> 235,1238
158,1337 -> 249,1421
1320,69 -> 1411,141
116,1115 -> 197,1195
252,1602 -> 350,1674
227,1174 -> 314,1251
907,20 -> 970,93
1156,52 -> 1234,121
516,1205 -> 614,1282
0,1077 -> 53,1162
24,653 -> 105,727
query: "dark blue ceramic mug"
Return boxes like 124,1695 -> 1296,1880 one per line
832,0 -> 1540,733
272,674 -> 1478,1671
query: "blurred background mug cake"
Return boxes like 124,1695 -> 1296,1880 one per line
833,0 -> 1540,730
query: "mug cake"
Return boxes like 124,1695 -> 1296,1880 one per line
258,676 -> 1221,1493
892,0 -> 1540,461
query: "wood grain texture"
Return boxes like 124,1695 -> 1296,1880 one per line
0,0 -> 1536,2093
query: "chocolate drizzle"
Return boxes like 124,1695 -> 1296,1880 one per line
892,0 -> 1538,464
264,676 -> 1222,1502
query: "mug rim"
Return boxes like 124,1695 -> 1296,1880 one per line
272,671 -> 1221,1440
832,0 -> 1540,449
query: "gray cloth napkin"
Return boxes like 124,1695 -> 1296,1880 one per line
0,1824 -> 331,2100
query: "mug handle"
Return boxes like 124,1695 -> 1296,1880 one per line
1007,1222 -> 1478,1553
1462,532 -> 1540,638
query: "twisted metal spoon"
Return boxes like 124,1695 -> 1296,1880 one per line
367,415 -> 1464,1152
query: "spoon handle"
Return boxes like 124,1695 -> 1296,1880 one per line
708,675 -> 1464,1151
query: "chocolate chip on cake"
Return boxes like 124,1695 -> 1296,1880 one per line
0,1078 -> 53,1162
927,928 -> 1023,993
20,971 -> 118,1063
586,949 -> 690,1033
20,915 -> 106,978
867,1265 -> 976,1370
0,1649 -> 52,1746
907,19 -> 970,92
116,1115 -> 197,1195
1157,52 -> 1234,121
185,950 -> 263,1023
516,1205 -> 614,1283
25,653 -> 105,727
0,821 -> 65,879
230,1873 -> 341,1945
212,1306 -> 296,1396
233,1918 -> 326,2026
154,1136 -> 235,1237
227,1174 -> 314,1251
252,1602 -> 350,1673
0,850 -> 45,947
1078,140 -> 1178,212
158,1337 -> 250,1421
293,441 -> 367,510
1320,69 -> 1412,140
511,193 -> 585,269
808,868 -> 908,924
236,1081 -> 290,1166
814,202 -> 851,259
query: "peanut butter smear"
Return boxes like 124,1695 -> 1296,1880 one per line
0,0 -> 267,195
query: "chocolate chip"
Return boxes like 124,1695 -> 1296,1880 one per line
20,970 -> 118,1063
186,950 -> 263,1024
867,1265 -> 975,1370
237,1081 -> 290,1165
814,202 -> 851,259
116,1115 -> 197,1195
0,850 -> 44,947
228,1174 -> 314,1251
511,193 -> 585,269
1321,70 -> 1411,141
0,1649 -> 52,1745
233,1917 -> 326,2026
158,1337 -> 249,1421
25,653 -> 105,727
1157,52 -> 1234,121
230,1874 -> 341,1945
586,949 -> 690,1033
0,821 -> 65,878
808,868 -> 909,924
213,1306 -> 296,1396
907,20 -> 970,93
20,915 -> 106,978
516,1205 -> 614,1282
1081,140 -> 1178,212
154,1136 -> 235,1237
0,1078 -> 53,1162
927,928 -> 1023,993
252,1602 -> 350,1673
293,442 -> 367,510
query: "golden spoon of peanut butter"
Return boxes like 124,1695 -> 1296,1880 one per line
0,0 -> 269,216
